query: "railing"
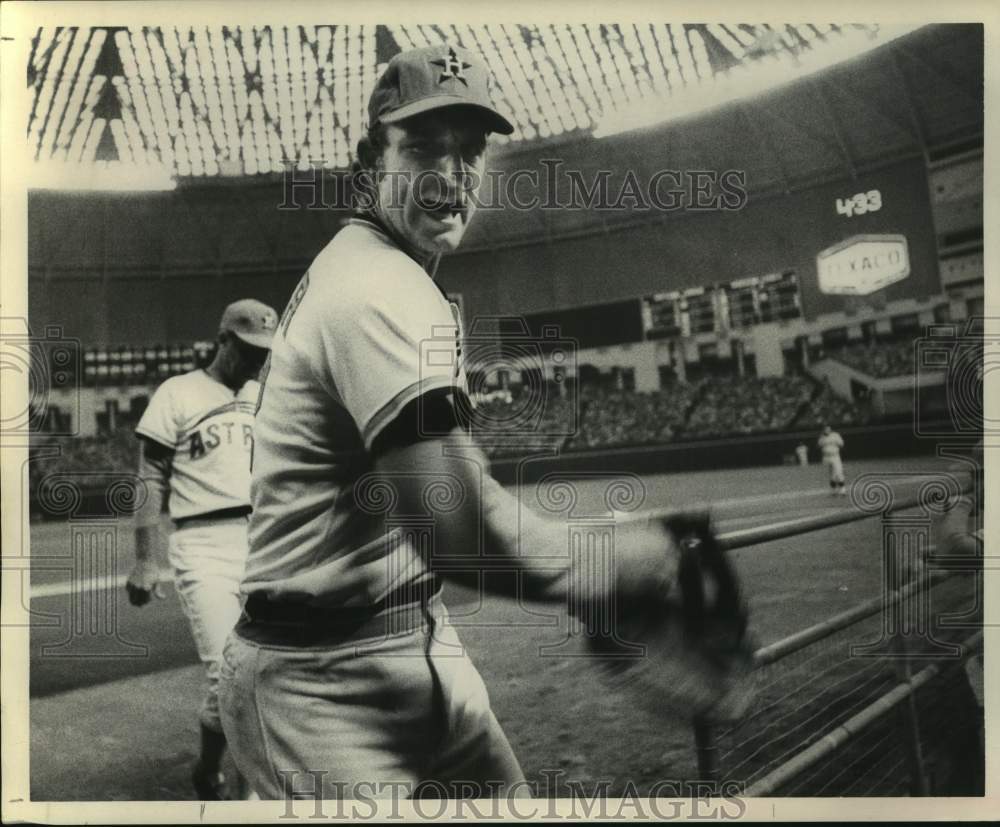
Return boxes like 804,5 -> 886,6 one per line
629,476 -> 985,797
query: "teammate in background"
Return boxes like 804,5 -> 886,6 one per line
795,441 -> 809,467
126,300 -> 277,800
817,424 -> 846,495
218,45 -> 682,800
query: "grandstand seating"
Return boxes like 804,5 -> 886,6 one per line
794,385 -> 872,428
31,428 -> 139,480
30,371 -> 874,475
472,390 -> 576,458
468,373 -> 868,457
567,384 -> 698,449
684,376 -> 814,438
829,340 -> 916,378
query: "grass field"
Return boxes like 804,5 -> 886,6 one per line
24,454 -> 980,800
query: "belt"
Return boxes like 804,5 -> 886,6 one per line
173,505 -> 251,529
235,577 -> 443,648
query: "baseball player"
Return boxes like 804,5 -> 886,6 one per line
217,45 -> 684,801
126,299 -> 277,800
817,424 -> 846,495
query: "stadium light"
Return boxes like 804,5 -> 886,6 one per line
592,24 -> 922,138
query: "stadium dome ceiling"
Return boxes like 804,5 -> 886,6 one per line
27,24 -> 983,274
26,22 -> 941,180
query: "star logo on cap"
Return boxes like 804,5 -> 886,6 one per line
431,47 -> 471,86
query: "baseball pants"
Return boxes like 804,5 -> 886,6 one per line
824,456 -> 845,485
217,595 -> 527,800
168,516 -> 249,733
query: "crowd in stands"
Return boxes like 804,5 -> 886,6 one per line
473,373 -> 866,457
830,340 -> 915,378
683,376 -> 814,438
794,384 -> 871,428
29,371 -> 874,474
30,428 -> 140,487
566,384 -> 697,450
471,389 -> 576,458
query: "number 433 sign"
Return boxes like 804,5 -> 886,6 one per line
835,189 -> 882,217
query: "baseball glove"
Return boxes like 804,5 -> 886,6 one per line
585,510 -> 758,722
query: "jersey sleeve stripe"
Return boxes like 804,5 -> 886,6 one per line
362,375 -> 458,454
135,427 -> 176,450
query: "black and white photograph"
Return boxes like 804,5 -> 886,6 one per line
0,2 -> 995,821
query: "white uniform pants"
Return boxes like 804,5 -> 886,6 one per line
169,515 -> 249,732
824,455 -> 845,486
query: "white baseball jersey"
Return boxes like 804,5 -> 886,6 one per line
136,370 -> 259,520
243,218 -> 465,607
818,431 -> 844,459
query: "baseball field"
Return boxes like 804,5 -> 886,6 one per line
25,454 -> 977,800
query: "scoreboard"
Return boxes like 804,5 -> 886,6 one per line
757,156 -> 941,319
438,156 -> 940,328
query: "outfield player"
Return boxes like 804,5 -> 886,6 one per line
817,424 -> 846,495
218,45 -> 681,801
127,299 -> 277,799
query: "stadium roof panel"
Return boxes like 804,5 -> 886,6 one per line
28,22 -> 911,181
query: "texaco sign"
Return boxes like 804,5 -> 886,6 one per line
816,234 -> 910,296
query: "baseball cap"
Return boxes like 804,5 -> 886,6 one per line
219,299 -> 278,350
368,45 -> 514,136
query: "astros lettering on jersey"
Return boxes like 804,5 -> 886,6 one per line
136,370 -> 260,519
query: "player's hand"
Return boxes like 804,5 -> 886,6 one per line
563,513 -> 680,614
126,561 -> 166,606
580,510 -> 758,721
